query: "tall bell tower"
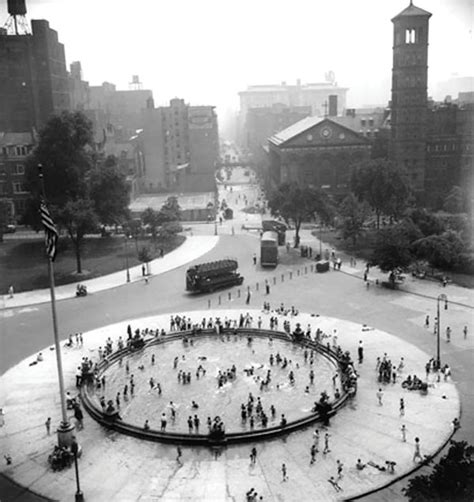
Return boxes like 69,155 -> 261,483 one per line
391,1 -> 431,196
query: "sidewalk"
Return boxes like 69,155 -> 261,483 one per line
295,227 -> 474,309
0,236 -> 219,310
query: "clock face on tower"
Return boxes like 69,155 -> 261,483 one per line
320,126 -> 333,139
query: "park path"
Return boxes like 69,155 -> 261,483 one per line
0,236 -> 218,311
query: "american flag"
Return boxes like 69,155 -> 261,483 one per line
40,201 -> 59,261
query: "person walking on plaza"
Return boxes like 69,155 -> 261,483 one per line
74,404 -> 84,430
250,447 -> 257,465
8,285 -> 14,298
463,325 -> 468,339
246,288 -> 251,305
376,388 -> 384,406
401,424 -> 407,442
253,253 -> 257,265
323,432 -> 331,454
310,444 -> 317,464
413,437 -> 423,463
176,446 -> 182,466
425,315 -> 429,328
313,429 -> 320,451
446,326 -> 451,343
281,463 -> 288,482
45,417 -> 51,435
400,398 -> 405,417
358,341 -> 364,363
336,459 -> 344,480
265,280 -> 270,295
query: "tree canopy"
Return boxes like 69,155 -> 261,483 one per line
413,230 -> 465,270
267,182 -> 333,247
403,440 -> 474,502
338,193 -> 369,246
351,159 -> 411,228
369,222 -> 419,272
24,111 -> 130,273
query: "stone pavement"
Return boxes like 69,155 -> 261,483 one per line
0,236 -> 218,311
0,309 -> 459,501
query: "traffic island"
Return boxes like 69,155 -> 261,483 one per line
0,310 -> 460,502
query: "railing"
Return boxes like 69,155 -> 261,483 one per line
81,328 -> 351,446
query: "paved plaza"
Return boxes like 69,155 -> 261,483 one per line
0,309 -> 460,501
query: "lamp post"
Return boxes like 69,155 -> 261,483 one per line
71,440 -> 84,502
124,234 -> 130,283
436,293 -> 448,369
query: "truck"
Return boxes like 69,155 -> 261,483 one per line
262,219 -> 286,245
260,231 -> 278,267
186,259 -> 243,293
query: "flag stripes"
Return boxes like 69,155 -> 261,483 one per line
40,201 -> 59,261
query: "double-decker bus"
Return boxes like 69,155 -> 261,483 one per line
260,231 -> 278,267
186,259 -> 243,293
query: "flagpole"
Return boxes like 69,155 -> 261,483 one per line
38,164 -> 75,448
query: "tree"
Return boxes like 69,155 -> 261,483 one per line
89,156 -> 130,225
405,208 -> 445,237
403,440 -> 474,502
267,182 -> 332,247
370,223 -> 419,277
351,159 -> 410,228
56,199 -> 98,273
443,186 -> 465,214
413,230 -> 465,270
338,193 -> 369,246
142,207 -> 160,240
157,196 -> 181,223
24,111 -> 129,273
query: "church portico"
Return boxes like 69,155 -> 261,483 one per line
268,117 -> 371,195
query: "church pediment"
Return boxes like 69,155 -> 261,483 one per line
281,118 -> 370,148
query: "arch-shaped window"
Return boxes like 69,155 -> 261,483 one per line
405,28 -> 416,44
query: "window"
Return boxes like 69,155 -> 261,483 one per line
360,119 -> 366,127
405,28 -> 416,44
15,199 -> 26,213
14,164 -> 25,175
13,182 -> 27,193
0,182 -> 5,194
15,146 -> 28,156
0,163 -> 5,174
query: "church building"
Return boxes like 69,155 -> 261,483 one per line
266,116 -> 371,197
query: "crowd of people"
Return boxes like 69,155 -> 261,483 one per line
82,310 -> 352,438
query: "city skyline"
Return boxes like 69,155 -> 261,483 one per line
1,0 -> 472,119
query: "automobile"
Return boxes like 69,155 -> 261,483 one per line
3,224 -> 16,233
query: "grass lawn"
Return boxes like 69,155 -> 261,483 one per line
0,234 -> 185,294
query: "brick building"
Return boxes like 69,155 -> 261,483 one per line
0,19 -> 70,133
0,132 -> 35,221
140,98 -> 219,193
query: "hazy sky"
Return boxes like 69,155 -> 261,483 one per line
1,0 -> 473,115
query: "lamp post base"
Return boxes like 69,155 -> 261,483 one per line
75,491 -> 85,502
57,421 -> 75,448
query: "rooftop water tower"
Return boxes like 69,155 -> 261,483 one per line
4,0 -> 30,35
